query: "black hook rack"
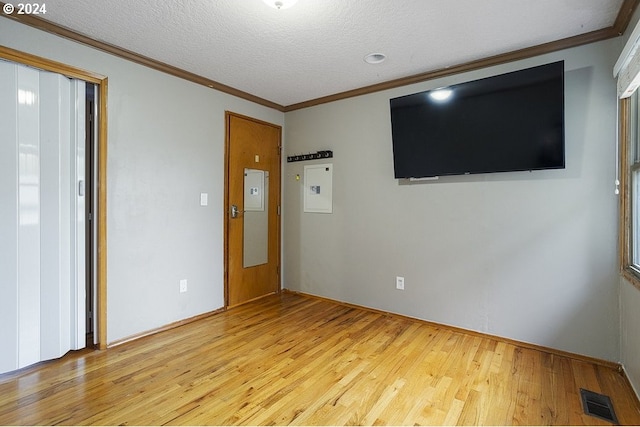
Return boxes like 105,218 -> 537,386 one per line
287,150 -> 333,163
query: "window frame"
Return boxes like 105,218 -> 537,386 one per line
621,92 -> 640,289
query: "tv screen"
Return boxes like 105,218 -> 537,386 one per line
390,61 -> 565,179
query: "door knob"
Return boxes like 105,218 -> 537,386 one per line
231,204 -> 239,218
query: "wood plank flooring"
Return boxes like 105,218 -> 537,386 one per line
1,292 -> 639,425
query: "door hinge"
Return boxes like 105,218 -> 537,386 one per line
278,145 -> 282,155
277,205 -> 281,216
277,265 -> 280,275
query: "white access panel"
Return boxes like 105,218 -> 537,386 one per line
304,163 -> 333,213
244,169 -> 265,212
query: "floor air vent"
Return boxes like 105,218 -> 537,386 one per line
580,388 -> 618,424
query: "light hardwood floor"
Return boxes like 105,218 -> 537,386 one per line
0,292 -> 639,425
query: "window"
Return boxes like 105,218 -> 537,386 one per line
622,90 -> 640,287
617,13 -> 640,290
632,93 -> 640,268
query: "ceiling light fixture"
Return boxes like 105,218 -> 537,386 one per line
364,53 -> 386,64
262,0 -> 298,9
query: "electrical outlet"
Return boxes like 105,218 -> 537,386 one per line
396,276 -> 405,290
179,279 -> 188,293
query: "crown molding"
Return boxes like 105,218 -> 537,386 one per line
0,2 -> 285,112
615,0 -> 640,35
284,27 -> 619,112
2,0 -> 638,112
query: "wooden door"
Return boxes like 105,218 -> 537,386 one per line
225,112 -> 281,307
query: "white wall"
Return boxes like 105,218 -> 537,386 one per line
0,19 -> 284,344
284,39 -> 622,361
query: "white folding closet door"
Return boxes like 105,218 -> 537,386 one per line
0,60 -> 86,374
0,60 -> 21,373
72,79 -> 86,351
16,62 -> 41,368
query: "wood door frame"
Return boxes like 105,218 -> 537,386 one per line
0,45 -> 108,350
224,111 -> 282,307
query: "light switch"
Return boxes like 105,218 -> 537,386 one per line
200,192 -> 208,206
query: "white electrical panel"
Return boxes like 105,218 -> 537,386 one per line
244,169 -> 265,211
304,163 -> 333,213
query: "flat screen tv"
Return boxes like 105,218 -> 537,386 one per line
390,61 -> 565,179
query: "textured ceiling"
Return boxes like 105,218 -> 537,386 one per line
16,0 -> 627,107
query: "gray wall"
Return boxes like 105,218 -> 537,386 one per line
0,19 -> 284,344
284,39 -> 622,361
621,279 -> 640,395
